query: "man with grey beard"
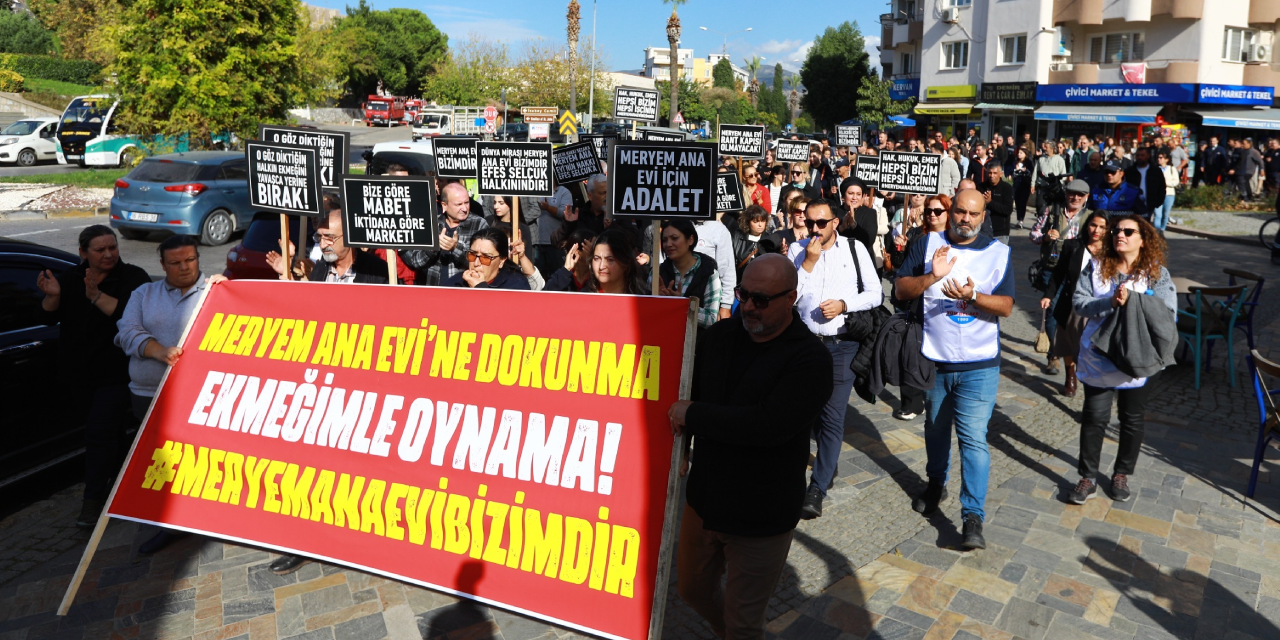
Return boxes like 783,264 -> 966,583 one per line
304,199 -> 389,284
893,189 -> 1014,551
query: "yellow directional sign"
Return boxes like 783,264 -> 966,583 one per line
558,110 -> 578,135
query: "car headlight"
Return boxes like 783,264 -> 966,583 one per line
0,138 -> 17,146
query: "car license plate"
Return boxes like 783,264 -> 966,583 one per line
128,212 -> 158,222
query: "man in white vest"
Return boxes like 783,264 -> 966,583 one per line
892,189 -> 1015,550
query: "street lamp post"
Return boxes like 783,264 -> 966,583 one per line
698,25 -> 752,55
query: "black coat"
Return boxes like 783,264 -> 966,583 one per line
37,261 -> 151,388
979,180 -> 1015,236
684,311 -> 833,536
1124,164 -> 1166,210
441,267 -> 530,290
308,249 -> 390,284
1043,239 -> 1092,326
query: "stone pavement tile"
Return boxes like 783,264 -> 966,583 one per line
224,595 -> 276,625
855,561 -> 918,594
862,617 -> 925,640
1082,588 -> 1120,627
1045,612 -> 1131,640
332,612 -> 386,640
919,610 -> 964,640
276,596 -> 305,638
863,588 -> 902,616
1104,510 -> 1173,539
1168,525 -> 1217,558
280,628 -> 334,640
274,574 -> 347,603
1013,567 -> 1052,601
939,564 -> 1015,605
945,590 -> 1004,625
777,614 -> 842,640
823,575 -> 881,607
301,585 -> 354,619
807,595 -> 876,637
994,597 -> 1056,640
304,601 -> 381,634
956,544 -> 1015,577
415,600 -> 492,639
1010,545 -> 1062,574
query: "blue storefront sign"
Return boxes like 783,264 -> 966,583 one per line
891,77 -> 920,101
1198,84 -> 1274,106
1036,83 -> 1196,103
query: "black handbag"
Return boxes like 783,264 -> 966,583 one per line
843,244 -> 892,343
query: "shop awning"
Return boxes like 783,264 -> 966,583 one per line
915,102 -> 974,115
1190,108 -> 1280,131
1033,105 -> 1161,123
974,103 -> 1034,111
888,115 -> 916,127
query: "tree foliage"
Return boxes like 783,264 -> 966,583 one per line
27,0 -> 119,64
104,0 -> 308,144
854,75 -> 915,130
0,11 -> 55,55
333,0 -> 447,98
798,21 -> 872,131
296,6 -> 366,106
712,58 -> 734,89
772,62 -> 783,92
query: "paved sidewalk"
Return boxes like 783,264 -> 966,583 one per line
1,229 -> 1277,640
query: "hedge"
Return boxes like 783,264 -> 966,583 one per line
0,54 -> 100,85
0,69 -> 24,92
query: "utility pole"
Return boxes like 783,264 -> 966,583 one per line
587,0 -> 596,128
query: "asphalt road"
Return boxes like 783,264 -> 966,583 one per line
0,214 -> 230,279
0,162 -> 84,177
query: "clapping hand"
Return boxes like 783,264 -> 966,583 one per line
84,272 -> 101,301
1112,285 -> 1130,308
438,229 -> 458,252
941,276 -> 976,301
930,245 -> 957,279
265,251 -> 287,276
636,253 -> 650,266
563,243 -> 581,271
36,269 -> 60,297
658,279 -> 679,297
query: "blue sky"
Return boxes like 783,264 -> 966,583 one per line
306,0 -> 887,74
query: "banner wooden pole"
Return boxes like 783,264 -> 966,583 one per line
578,182 -> 589,202
650,220 -> 660,296
280,214 -> 292,281
59,281 -> 217,615
511,197 -> 521,246
386,249 -> 397,285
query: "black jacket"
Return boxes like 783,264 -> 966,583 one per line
37,261 -> 151,388
308,249 -> 390,284
1124,164 -> 1165,210
979,180 -> 1015,236
441,267 -> 531,290
1043,239 -> 1090,326
685,311 -> 833,536
867,311 -> 936,396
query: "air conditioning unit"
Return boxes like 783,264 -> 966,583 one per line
1050,62 -> 1074,71
1251,44 -> 1272,62
942,7 -> 961,23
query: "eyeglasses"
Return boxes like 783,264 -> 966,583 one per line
923,207 -> 947,217
744,173 -> 757,178
734,286 -> 794,308
1113,227 -> 1138,237
467,250 -> 501,265
1068,192 -> 1088,198
803,218 -> 835,229
791,171 -> 805,176
313,232 -> 343,245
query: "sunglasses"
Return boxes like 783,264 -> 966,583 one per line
1112,227 -> 1138,237
803,218 -> 835,229
791,171 -> 805,176
923,207 -> 947,216
734,286 -> 794,308
1067,192 -> 1088,198
467,250 -> 501,265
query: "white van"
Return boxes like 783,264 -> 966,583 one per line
0,117 -> 60,166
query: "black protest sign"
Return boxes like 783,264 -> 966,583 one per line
613,87 -> 660,122
433,137 -> 479,179
476,141 -> 554,197
552,141 -> 601,185
246,141 -> 323,217
258,125 -> 348,189
877,151 -> 941,195
340,175 -> 438,249
854,155 -> 880,188
774,139 -> 810,163
641,129 -> 686,142
609,141 -> 716,220
580,133 -> 616,160
716,124 -> 765,159
715,172 -> 744,213
834,124 -> 862,148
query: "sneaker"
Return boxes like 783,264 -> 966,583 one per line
800,487 -> 824,520
76,499 -> 105,529
961,514 -> 986,550
1067,477 -> 1097,504
269,554 -> 311,575
911,479 -> 947,516
1109,474 -> 1131,502
893,410 -> 918,420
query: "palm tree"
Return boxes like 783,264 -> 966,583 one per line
743,55 -> 762,106
663,0 -> 686,125
567,0 -> 580,135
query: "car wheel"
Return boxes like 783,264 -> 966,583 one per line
119,228 -> 147,240
118,147 -> 142,168
17,148 -> 36,166
199,210 -> 234,246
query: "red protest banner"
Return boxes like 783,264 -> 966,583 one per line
74,280 -> 693,640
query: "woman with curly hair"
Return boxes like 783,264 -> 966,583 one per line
586,227 -> 649,295
730,205 -> 779,279
1068,214 -> 1176,504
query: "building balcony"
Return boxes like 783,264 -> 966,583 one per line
879,12 -> 895,24
1143,61 -> 1199,83
1053,0 -> 1103,25
1243,63 -> 1280,86
1249,0 -> 1280,26
1048,62 -> 1098,84
1151,0 -> 1203,19
882,25 -> 894,49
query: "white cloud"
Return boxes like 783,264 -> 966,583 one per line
756,39 -> 805,55
425,5 -> 545,42
776,40 -> 814,72
864,35 -> 881,64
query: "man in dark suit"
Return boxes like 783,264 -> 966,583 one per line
1203,136 -> 1227,185
1124,147 -> 1165,220
978,163 -> 1015,243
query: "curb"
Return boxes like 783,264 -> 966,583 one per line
45,207 -> 109,219
1165,223 -> 1261,248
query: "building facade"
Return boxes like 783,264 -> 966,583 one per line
640,48 -> 749,86
897,0 -> 1279,144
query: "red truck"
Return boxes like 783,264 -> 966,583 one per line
404,99 -> 424,123
364,95 -> 405,127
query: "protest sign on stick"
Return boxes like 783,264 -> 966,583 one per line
639,129 -> 686,143
553,141 -> 602,185
58,280 -> 698,640
876,151 -> 941,195
715,172 -> 744,213
613,87 -> 660,123
580,134 -> 616,163
476,141 -> 554,197
609,142 -> 717,221
716,125 -> 765,159
855,155 -> 881,189
834,124 -> 862,148
340,175 -> 438,261
433,137 -> 480,179
773,139 -> 810,164
259,125 -> 349,189
247,141 -> 323,217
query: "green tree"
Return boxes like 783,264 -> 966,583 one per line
422,36 -> 510,106
772,62 -> 783,92
0,11 -> 55,55
104,0 -> 308,144
798,21 -> 872,131
334,0 -> 447,98
28,0 -> 119,64
854,75 -> 915,130
712,58 -> 734,89
656,77 -> 709,123
296,5 -> 367,107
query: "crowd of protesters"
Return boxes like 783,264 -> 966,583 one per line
35,121 -> 1223,640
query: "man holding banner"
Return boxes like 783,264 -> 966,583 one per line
303,196 -> 389,285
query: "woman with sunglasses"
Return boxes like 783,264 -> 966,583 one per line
777,196 -> 810,253
886,193 -> 926,271
1068,215 -> 1175,504
741,163 -> 772,215
1040,212 -> 1107,397
587,227 -> 648,295
442,227 -> 530,290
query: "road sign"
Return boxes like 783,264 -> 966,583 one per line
474,118 -> 485,127
522,106 -> 558,123
484,122 -> 496,134
484,106 -> 498,121
672,111 -> 684,125
558,110 -> 578,135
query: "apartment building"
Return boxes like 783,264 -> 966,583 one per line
640,48 -> 749,86
888,0 -> 1279,144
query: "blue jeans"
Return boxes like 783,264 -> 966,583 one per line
811,340 -> 859,496
1045,287 -> 1061,348
924,367 -> 1000,520
1152,195 -> 1174,231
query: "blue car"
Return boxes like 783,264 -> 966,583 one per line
110,151 -> 256,245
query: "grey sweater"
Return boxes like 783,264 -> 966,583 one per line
115,275 -> 209,397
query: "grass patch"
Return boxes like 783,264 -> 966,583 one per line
23,77 -> 96,97
0,168 -> 128,189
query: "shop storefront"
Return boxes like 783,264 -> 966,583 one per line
976,82 -> 1038,143
916,84 -> 980,140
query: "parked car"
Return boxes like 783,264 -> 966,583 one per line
549,126 -> 588,145
495,123 -> 529,142
0,238 -> 82,488
224,213 -> 315,280
591,122 -> 628,137
109,151 -> 257,246
363,141 -> 437,176
0,117 -> 60,166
